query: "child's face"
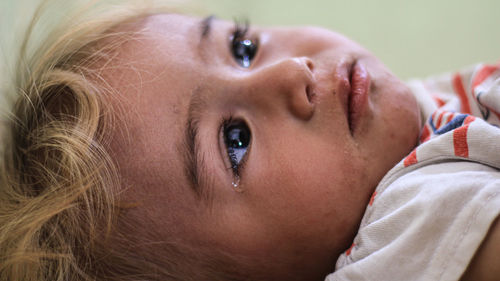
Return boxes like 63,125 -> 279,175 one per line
107,14 -> 420,278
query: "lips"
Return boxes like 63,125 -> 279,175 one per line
344,60 -> 370,135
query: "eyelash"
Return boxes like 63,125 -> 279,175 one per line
233,18 -> 250,39
231,19 -> 258,68
221,116 -> 251,177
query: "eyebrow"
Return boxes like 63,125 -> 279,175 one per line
201,15 -> 215,38
197,15 -> 215,61
183,86 -> 209,199
182,16 -> 216,199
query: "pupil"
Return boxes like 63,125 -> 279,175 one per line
227,125 -> 250,149
233,38 -> 256,67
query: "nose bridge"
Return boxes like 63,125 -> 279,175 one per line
246,57 -> 315,120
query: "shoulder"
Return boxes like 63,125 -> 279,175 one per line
460,215 -> 500,281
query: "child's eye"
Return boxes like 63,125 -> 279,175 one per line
230,20 -> 258,68
223,119 -> 251,175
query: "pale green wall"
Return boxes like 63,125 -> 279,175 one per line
2,0 -> 499,79
198,0 -> 500,79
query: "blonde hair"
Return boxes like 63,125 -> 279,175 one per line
0,1 -> 260,280
0,1 -> 181,280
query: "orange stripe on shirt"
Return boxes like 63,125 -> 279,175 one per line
419,125 -> 431,143
404,149 -> 418,167
432,95 -> 446,107
464,115 -> 475,125
453,116 -> 475,158
444,112 -> 455,124
346,243 -> 356,256
369,191 -> 377,206
453,126 -> 469,158
431,111 -> 438,121
436,111 -> 445,129
472,65 -> 499,91
453,73 -> 472,114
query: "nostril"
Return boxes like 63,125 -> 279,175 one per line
305,59 -> 314,72
305,85 -> 315,103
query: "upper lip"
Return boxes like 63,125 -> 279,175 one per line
335,60 -> 355,130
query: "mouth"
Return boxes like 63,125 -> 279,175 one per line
345,60 -> 371,135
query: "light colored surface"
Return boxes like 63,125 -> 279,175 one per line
1,0 -> 499,79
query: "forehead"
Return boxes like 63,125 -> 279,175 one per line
141,14 -> 199,55
119,14 -> 201,76
104,14 -> 203,203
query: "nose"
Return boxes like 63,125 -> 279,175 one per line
242,57 -> 316,120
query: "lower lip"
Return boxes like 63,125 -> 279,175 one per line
348,61 -> 370,135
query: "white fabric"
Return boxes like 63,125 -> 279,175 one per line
325,63 -> 500,281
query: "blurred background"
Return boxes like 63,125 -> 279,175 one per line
1,0 -> 499,79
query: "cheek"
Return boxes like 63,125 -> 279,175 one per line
382,83 -> 421,146
253,134 -> 362,197
366,77 -> 421,174
247,136 -> 369,242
